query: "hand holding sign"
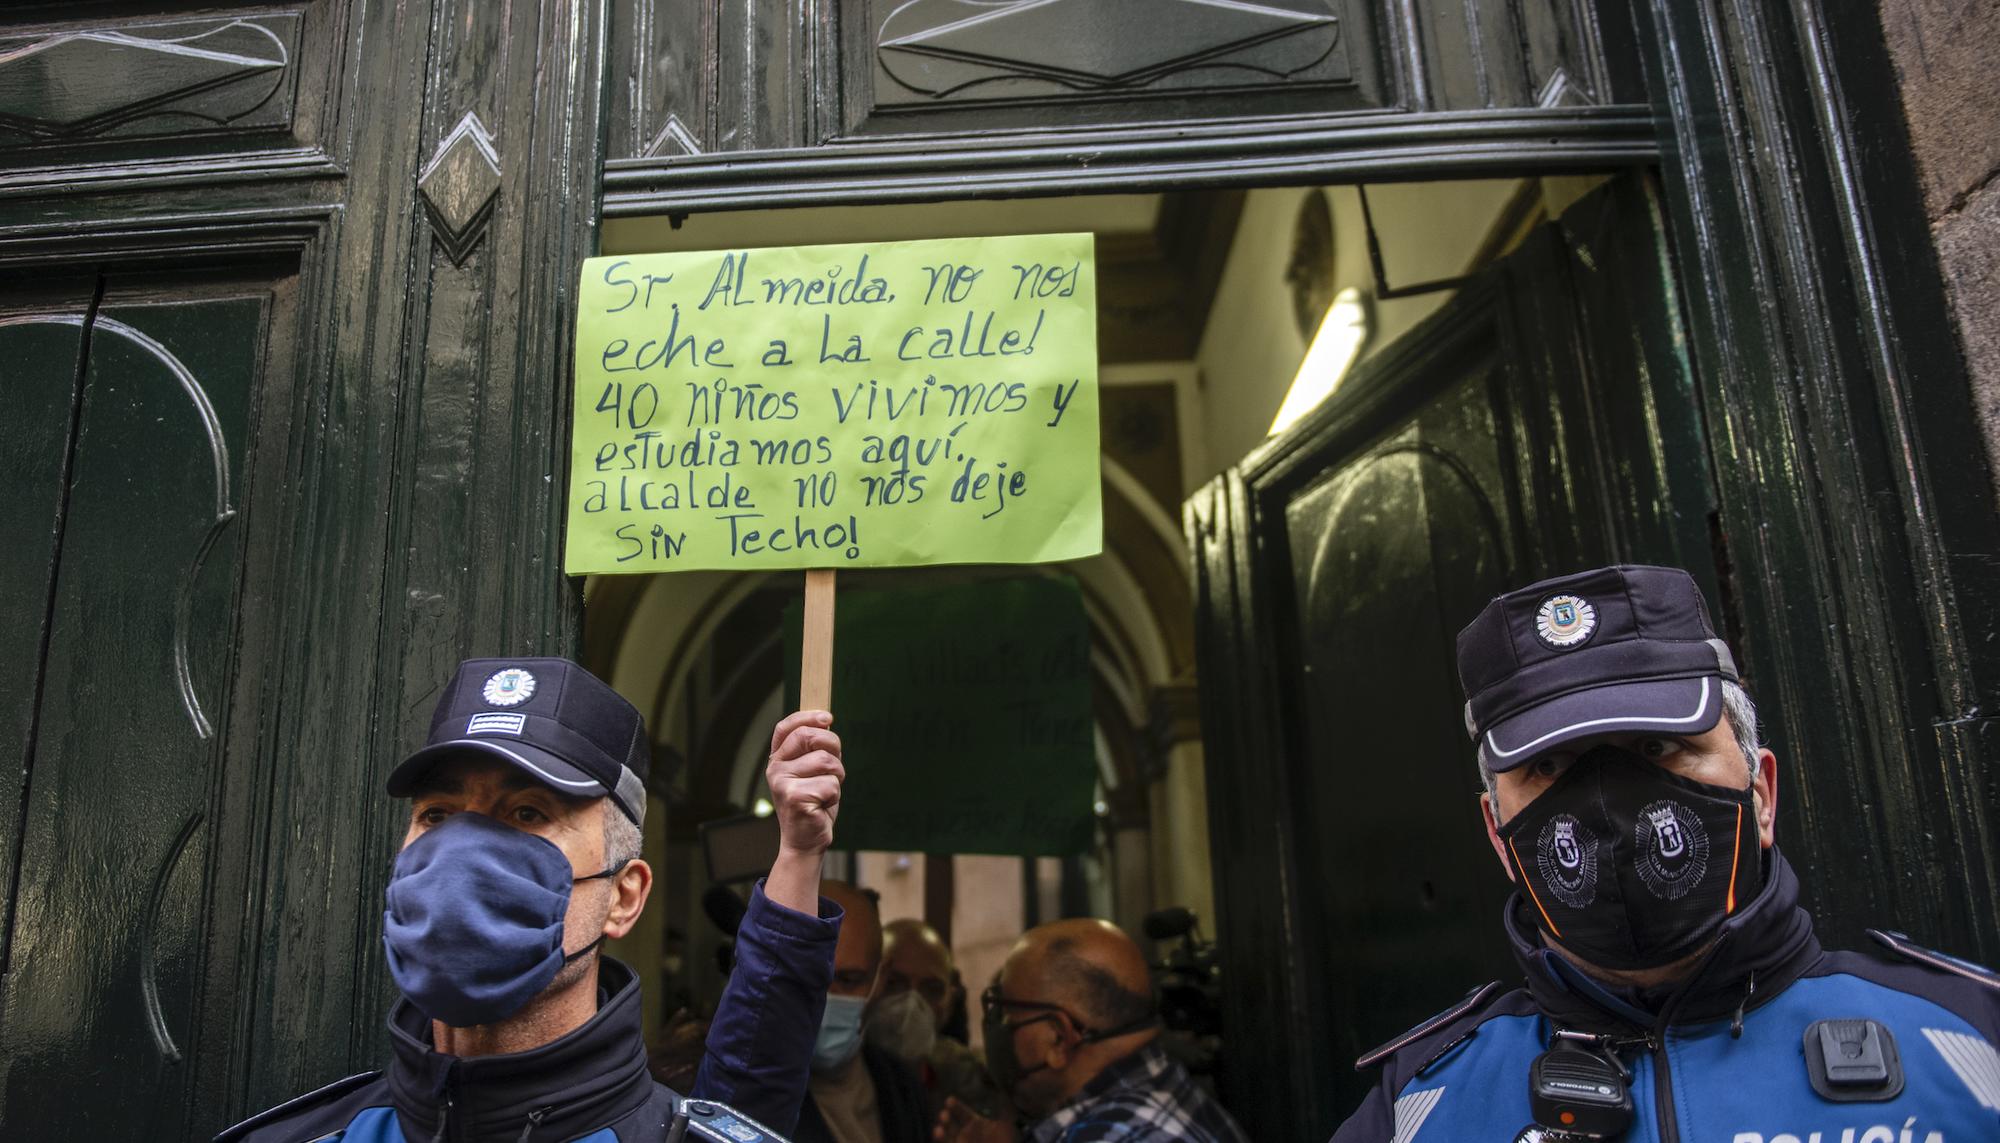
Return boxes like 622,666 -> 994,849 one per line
762,709 -> 844,914
767,710 -> 843,856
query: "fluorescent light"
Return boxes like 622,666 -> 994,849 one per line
1270,287 -> 1368,435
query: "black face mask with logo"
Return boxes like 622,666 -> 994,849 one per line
1497,745 -> 1762,971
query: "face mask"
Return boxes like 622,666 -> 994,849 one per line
982,1007 -> 1051,1099
814,994 -> 867,1072
865,988 -> 938,1063
382,811 -> 621,1027
1498,745 -> 1762,971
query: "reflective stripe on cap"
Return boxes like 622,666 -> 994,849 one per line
1483,677 -> 1714,763
425,739 -> 605,789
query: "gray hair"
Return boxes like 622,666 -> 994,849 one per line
603,803 -> 644,869
1478,679 -> 1764,810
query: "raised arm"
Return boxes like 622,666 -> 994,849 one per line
690,710 -> 846,1133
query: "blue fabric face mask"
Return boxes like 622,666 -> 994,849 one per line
813,994 -> 868,1072
382,811 -> 618,1027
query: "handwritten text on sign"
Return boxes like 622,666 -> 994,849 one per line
564,233 -> 1101,572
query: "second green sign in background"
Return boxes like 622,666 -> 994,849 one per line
786,575 -> 1096,856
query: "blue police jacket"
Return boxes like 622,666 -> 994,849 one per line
1331,851 -> 2000,1143
217,881 -> 840,1143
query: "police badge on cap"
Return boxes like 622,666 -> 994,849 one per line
1534,595 -> 1597,649
482,668 -> 537,706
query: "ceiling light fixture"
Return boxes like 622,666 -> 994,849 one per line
1269,286 -> 1369,435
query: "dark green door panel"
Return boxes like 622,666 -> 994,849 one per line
0,293 -> 262,1139
1280,359 -> 1524,1098
0,308 -> 90,981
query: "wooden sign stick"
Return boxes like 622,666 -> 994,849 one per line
800,568 -> 836,712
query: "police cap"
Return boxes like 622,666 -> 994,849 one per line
385,657 -> 649,824
1456,565 -> 1738,772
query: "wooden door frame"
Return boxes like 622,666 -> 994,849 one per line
592,1 -> 2000,966
1627,0 -> 2000,967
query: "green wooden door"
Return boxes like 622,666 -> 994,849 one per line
1188,175 -> 1719,1141
0,283 -> 275,1136
0,2 -> 605,1136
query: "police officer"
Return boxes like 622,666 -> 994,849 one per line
1331,566 -> 2000,1143
219,658 -> 847,1142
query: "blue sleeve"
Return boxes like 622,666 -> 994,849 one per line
691,878 -> 842,1135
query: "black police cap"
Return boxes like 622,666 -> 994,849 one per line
1456,565 -> 1739,772
386,657 -> 650,824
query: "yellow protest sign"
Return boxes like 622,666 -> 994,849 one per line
564,233 -> 1101,573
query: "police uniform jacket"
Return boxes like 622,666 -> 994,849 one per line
218,882 -> 839,1143
1330,851 -> 2000,1143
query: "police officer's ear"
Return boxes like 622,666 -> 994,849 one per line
1480,793 -> 1517,883
1750,748 -> 1778,850
602,857 -> 653,940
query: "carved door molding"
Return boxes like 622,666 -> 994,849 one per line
601,0 -> 1654,214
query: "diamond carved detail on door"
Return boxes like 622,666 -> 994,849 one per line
418,112 -> 503,264
877,0 -> 1346,101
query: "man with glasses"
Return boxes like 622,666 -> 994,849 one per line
934,918 -> 1246,1143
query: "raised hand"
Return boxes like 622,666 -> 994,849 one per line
762,710 -> 843,914
767,710 -> 842,856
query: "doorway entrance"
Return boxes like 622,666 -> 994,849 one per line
580,171 -> 1704,1141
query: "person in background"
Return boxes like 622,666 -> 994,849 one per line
872,919 -> 1007,1119
935,919 -> 1247,1143
798,881 -> 931,1143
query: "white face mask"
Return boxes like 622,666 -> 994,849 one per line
863,987 -> 938,1063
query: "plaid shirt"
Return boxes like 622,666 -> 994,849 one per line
1026,1043 -> 1249,1143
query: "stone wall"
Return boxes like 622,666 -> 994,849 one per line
1879,0 -> 2000,490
